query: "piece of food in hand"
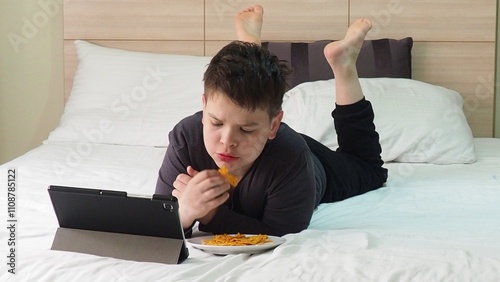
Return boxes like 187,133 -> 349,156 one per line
202,233 -> 271,246
218,166 -> 238,186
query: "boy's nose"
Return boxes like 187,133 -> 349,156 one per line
220,129 -> 237,147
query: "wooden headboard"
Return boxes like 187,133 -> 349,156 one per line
63,0 -> 497,137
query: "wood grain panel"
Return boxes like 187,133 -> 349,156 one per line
204,40 -> 232,56
63,0 -> 204,40
64,40 -> 205,101
350,0 -> 496,41
412,42 -> 495,137
62,0 -> 497,137
205,0 -> 348,41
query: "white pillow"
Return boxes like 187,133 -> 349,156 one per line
282,78 -> 476,164
46,40 -> 212,147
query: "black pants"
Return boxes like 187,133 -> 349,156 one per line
302,98 -> 388,204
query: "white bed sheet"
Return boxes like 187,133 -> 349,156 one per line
1,138 -> 499,281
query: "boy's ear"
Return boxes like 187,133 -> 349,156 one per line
201,94 -> 207,124
269,110 -> 283,140
201,93 -> 207,108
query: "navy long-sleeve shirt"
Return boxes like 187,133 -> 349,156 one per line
155,111 -> 316,236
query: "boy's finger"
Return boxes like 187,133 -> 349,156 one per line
187,166 -> 199,177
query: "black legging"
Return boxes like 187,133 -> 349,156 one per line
301,98 -> 388,204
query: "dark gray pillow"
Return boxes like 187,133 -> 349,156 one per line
262,37 -> 413,89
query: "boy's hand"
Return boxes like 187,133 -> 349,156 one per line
172,166 -> 199,193
173,166 -> 230,229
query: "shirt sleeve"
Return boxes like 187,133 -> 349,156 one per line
155,140 -> 186,196
155,112 -> 210,196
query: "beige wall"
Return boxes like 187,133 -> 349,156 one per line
0,0 -> 64,164
0,1 -> 499,165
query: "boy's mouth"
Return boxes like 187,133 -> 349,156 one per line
218,153 -> 237,162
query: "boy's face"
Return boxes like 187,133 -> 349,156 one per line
202,91 -> 283,179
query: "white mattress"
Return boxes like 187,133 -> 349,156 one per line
1,138 -> 499,281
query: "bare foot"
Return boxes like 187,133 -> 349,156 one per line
324,18 -> 372,72
235,5 -> 264,45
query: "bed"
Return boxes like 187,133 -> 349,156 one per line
1,0 -> 499,281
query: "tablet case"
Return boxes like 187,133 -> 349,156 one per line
48,185 -> 189,264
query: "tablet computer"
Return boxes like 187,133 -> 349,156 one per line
48,185 -> 189,264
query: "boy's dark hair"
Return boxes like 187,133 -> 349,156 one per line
203,41 -> 292,118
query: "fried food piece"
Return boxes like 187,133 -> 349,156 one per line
202,233 -> 271,246
218,166 -> 238,186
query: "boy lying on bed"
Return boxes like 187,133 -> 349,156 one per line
155,5 -> 387,237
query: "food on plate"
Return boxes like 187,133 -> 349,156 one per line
218,166 -> 239,186
202,233 -> 271,246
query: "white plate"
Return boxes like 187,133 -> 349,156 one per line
187,234 -> 285,255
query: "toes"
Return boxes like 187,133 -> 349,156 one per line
351,18 -> 372,34
253,4 -> 264,13
239,5 -> 264,15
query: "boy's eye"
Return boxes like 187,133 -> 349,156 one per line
209,121 -> 254,133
